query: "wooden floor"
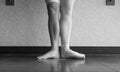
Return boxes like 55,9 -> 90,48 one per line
0,54 -> 120,72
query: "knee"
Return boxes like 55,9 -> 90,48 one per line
47,3 -> 60,15
60,6 -> 72,16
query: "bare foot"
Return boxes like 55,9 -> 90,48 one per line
37,50 -> 60,60
61,48 -> 85,59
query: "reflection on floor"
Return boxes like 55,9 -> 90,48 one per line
0,55 -> 120,72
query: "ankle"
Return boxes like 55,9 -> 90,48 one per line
51,48 -> 59,52
51,45 -> 59,50
51,49 -> 59,52
61,46 -> 70,52
61,42 -> 70,47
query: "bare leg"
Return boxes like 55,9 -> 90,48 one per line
38,2 -> 60,60
60,0 -> 85,59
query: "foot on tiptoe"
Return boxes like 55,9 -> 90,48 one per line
61,47 -> 85,59
37,50 -> 60,60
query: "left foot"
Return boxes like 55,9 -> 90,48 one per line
37,50 -> 60,60
61,48 -> 85,59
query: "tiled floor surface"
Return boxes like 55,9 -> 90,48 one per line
0,55 -> 120,72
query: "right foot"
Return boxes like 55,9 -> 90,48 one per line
61,48 -> 85,59
37,50 -> 60,60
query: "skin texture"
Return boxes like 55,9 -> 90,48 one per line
37,0 -> 85,60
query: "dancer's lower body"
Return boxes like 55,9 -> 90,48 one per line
37,0 -> 85,60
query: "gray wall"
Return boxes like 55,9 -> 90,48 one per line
0,0 -> 119,46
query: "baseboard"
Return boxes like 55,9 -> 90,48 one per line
0,46 -> 120,54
